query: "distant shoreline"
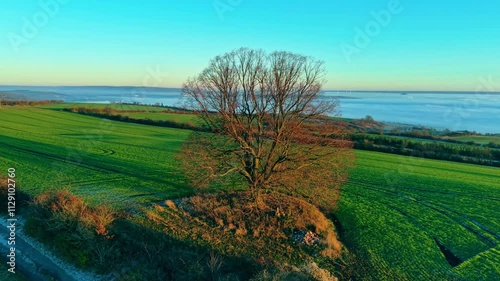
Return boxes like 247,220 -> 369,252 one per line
1,85 -> 499,94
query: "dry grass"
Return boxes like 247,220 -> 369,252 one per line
23,189 -> 122,268
249,262 -> 339,281
300,262 -> 339,281
147,191 -> 343,266
32,189 -> 117,237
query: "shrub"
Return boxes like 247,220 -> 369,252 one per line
25,189 -> 118,267
32,189 -> 116,237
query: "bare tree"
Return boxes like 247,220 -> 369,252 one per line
181,48 -> 353,201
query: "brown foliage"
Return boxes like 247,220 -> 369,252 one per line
33,189 -> 117,237
68,106 -> 148,114
0,99 -> 63,106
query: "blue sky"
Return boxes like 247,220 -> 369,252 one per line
1,0 -> 499,90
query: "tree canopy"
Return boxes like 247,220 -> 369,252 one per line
181,48 -> 353,204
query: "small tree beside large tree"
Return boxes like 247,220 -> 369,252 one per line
181,48 -> 353,207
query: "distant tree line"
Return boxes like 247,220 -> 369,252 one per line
384,127 -> 499,146
0,99 -> 63,106
64,107 -> 205,131
351,134 -> 500,167
485,142 -> 500,149
69,107 -> 149,114
352,120 -> 500,150
116,102 -> 191,112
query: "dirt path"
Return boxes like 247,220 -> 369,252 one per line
0,216 -> 104,281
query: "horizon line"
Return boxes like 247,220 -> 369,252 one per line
0,84 -> 498,94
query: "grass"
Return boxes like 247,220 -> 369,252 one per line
337,150 -> 500,280
453,246 -> 500,280
0,103 -> 498,280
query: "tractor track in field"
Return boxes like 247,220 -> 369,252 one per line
344,179 -> 499,248
100,149 -> 116,155
383,205 -> 465,267
100,140 -> 171,152
19,109 -> 106,127
351,181 -> 499,246
59,176 -> 123,187
0,118 -> 43,131
5,111 -> 93,129
0,124 -> 26,132
6,110 -> 111,135
0,119 -> 97,136
417,199 -> 500,240
414,200 -> 498,247
343,186 -> 493,267
0,142 -> 121,174
353,179 -> 500,202
2,140 -> 185,190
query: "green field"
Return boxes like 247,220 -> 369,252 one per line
42,102 -> 198,124
0,106 -> 193,207
0,105 -> 499,280
337,150 -> 500,280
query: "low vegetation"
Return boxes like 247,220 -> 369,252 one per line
25,189 -> 119,268
0,99 -> 63,107
351,133 -> 500,166
147,191 -> 342,262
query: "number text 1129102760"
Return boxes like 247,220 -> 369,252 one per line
6,168 -> 17,274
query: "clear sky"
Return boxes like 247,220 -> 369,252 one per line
1,0 -> 499,91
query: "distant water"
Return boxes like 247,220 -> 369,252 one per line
1,86 -> 499,134
324,90 -> 500,134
